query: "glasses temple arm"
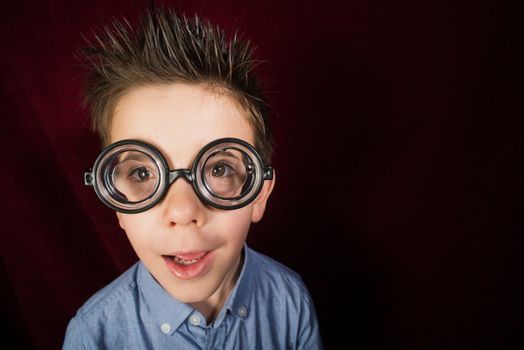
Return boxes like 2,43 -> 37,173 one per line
263,166 -> 273,180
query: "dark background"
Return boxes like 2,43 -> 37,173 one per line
1,0 -> 522,349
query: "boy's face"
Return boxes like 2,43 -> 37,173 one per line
110,83 -> 274,310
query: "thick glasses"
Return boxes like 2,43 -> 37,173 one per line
84,138 -> 273,213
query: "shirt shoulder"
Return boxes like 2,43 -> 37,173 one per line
239,248 -> 323,349
63,263 -> 142,349
74,262 -> 140,320
245,247 -> 315,317
248,247 -> 308,294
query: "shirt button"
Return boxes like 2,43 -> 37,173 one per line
160,323 -> 171,334
189,314 -> 201,326
238,306 -> 248,317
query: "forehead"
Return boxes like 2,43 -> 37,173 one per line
110,83 -> 254,167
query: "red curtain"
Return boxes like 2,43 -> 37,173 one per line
1,0 -> 521,349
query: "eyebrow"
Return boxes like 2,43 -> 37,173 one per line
212,150 -> 243,161
117,148 -> 243,168
119,152 -> 152,163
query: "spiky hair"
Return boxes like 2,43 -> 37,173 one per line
81,8 -> 272,162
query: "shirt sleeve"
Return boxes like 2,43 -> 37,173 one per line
297,287 -> 324,350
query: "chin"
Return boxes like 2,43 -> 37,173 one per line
169,282 -> 217,304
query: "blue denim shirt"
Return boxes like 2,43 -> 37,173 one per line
63,246 -> 322,349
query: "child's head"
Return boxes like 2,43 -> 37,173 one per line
82,8 -> 272,164
81,9 -> 275,318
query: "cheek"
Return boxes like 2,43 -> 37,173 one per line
118,214 -> 157,252
212,207 -> 253,240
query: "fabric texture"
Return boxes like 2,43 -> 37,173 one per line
63,245 -> 322,349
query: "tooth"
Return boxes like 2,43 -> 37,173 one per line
172,255 -> 201,266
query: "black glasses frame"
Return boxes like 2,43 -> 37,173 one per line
84,138 -> 273,213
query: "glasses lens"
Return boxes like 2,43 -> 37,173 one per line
202,149 -> 254,199
104,150 -> 160,203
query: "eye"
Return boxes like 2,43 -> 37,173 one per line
211,162 -> 234,177
129,166 -> 153,182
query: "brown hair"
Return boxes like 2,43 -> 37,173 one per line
80,8 -> 272,162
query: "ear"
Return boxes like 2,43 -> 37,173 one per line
116,212 -> 125,230
251,169 -> 276,223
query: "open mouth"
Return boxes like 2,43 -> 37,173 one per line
171,253 -> 207,266
162,251 -> 213,280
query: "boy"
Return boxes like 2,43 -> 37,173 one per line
63,8 -> 322,349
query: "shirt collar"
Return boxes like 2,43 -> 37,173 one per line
223,244 -> 255,320
137,262 -> 193,335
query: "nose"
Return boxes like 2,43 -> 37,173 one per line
161,178 -> 207,227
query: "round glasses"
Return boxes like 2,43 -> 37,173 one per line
84,138 -> 273,213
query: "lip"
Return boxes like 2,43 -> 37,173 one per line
162,250 -> 214,280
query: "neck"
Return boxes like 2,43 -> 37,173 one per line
190,250 -> 244,323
